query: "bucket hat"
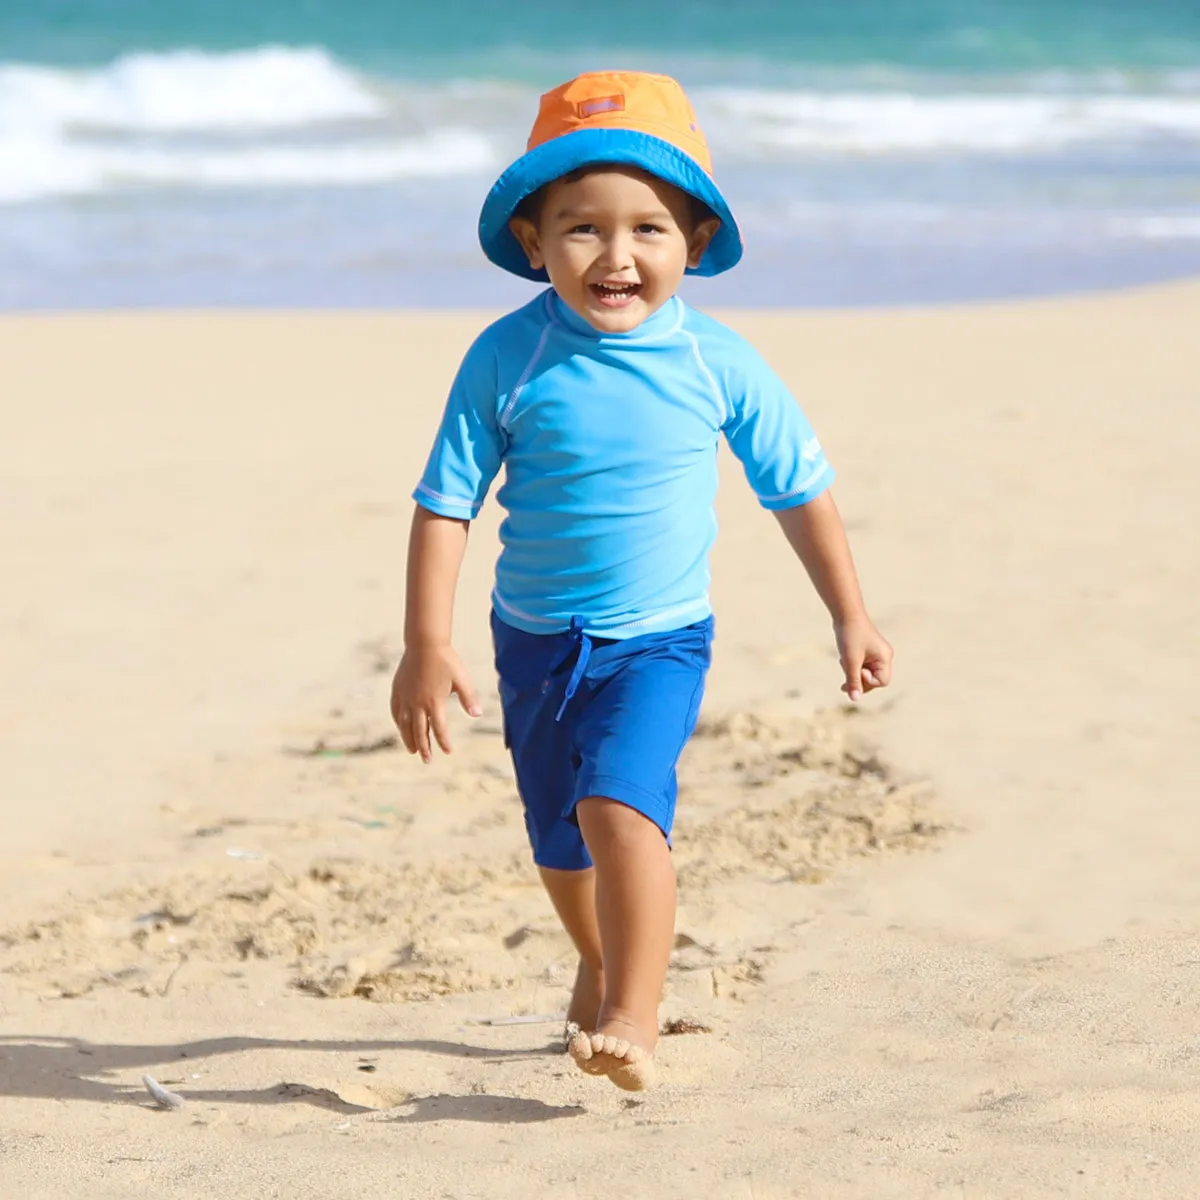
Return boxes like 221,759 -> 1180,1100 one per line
478,71 -> 742,280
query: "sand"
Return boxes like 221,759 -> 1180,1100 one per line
1,281 -> 1198,1198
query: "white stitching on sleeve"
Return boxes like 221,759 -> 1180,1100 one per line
414,482 -> 481,514
757,460 -> 832,503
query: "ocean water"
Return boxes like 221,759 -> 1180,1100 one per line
2,0 -> 1199,309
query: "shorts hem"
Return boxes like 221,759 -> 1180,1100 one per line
529,845 -> 594,872
572,774 -> 674,837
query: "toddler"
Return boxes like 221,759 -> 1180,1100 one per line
390,71 -> 893,1091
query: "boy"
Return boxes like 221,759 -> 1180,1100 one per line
390,72 -> 893,1092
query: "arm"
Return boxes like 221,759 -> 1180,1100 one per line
773,490 -> 893,702
392,328 -> 505,759
712,332 -> 892,701
390,505 -> 482,762
404,504 -> 469,649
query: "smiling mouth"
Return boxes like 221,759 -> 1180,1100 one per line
590,281 -> 643,307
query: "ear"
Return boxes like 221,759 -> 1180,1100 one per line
508,217 -> 545,271
686,218 -> 721,270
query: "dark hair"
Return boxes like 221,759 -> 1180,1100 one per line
513,165 -> 716,229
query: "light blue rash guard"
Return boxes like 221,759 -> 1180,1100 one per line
414,289 -> 834,638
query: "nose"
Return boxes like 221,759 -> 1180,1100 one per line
598,229 -> 636,273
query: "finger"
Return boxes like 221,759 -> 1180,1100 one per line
865,655 -> 892,688
392,688 -> 425,756
452,671 -> 483,719
430,700 -> 453,756
413,708 -> 434,763
396,710 -> 417,755
841,655 -> 864,702
390,681 -> 417,753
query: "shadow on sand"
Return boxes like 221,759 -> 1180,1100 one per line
0,1034 -> 584,1124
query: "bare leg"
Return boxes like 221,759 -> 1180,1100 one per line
567,797 -> 674,1091
537,866 -> 605,1034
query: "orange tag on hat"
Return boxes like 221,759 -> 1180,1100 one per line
578,95 -> 625,118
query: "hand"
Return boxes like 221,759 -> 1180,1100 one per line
834,614 -> 893,703
390,642 -> 482,762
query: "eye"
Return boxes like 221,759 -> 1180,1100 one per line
568,223 -> 598,235
635,223 -> 665,235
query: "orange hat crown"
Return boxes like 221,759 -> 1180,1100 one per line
526,71 -> 714,176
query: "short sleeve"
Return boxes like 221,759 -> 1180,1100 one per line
413,333 -> 505,520
720,343 -> 834,511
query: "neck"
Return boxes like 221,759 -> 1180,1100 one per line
548,291 -> 682,340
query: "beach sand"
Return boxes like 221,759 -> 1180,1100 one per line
1,282 -> 1198,1198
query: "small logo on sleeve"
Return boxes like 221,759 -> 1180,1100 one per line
801,437 -> 823,462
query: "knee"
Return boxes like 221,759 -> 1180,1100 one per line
576,796 -> 661,856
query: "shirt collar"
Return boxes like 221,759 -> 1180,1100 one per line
548,290 -> 683,343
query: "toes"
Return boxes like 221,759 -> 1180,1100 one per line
569,1029 -> 658,1090
579,1033 -> 610,1074
593,1034 -> 632,1060
568,1029 -> 593,1062
562,1020 -> 582,1054
568,1030 -> 608,1076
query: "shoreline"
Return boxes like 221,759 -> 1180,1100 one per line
2,269 -> 1197,320
8,261 -> 1200,317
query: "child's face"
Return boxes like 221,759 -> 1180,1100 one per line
509,167 -> 720,334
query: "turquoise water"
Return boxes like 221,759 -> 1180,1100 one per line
2,1 -> 1199,308
6,0 -> 1200,74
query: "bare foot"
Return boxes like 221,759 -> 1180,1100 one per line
568,1017 -> 658,1091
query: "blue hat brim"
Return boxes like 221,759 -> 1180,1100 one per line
478,128 -> 742,281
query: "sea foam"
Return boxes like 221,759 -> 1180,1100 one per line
3,47 -> 1200,205
0,48 -> 498,203
0,46 -> 382,133
700,87 -> 1200,155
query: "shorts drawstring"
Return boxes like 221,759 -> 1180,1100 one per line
552,616 -> 592,721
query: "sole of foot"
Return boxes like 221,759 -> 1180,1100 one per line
568,1028 -> 658,1092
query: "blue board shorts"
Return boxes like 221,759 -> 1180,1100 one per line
491,610 -> 714,871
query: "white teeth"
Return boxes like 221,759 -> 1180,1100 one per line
596,283 -> 637,294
